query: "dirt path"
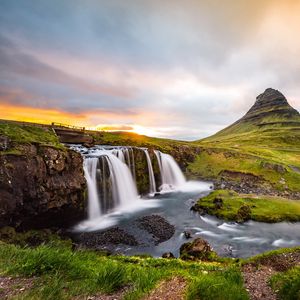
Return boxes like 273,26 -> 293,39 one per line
143,277 -> 187,300
242,264 -> 277,300
72,287 -> 129,300
242,250 -> 300,300
0,276 -> 34,299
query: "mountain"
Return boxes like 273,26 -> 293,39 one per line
189,88 -> 300,196
206,88 -> 300,139
197,88 -> 300,149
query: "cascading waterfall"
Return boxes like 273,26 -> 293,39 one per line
143,149 -> 156,194
105,152 -> 139,209
154,150 -> 186,190
76,145 -> 187,225
83,157 -> 102,219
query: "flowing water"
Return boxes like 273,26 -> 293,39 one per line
143,149 -> 156,194
72,145 -> 300,258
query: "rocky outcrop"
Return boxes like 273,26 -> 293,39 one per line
180,238 -> 215,261
0,144 -> 86,229
169,145 -> 201,171
244,88 -> 300,123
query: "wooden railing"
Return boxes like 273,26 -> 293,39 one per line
51,122 -> 85,132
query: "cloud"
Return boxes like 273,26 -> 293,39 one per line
0,0 -> 300,140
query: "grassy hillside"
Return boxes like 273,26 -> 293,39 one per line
188,89 -> 300,194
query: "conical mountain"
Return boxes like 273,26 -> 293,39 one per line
204,88 -> 300,140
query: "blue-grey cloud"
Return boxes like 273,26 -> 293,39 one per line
0,0 -> 300,140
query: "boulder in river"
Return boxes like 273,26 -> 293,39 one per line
180,238 -> 216,261
137,215 -> 175,245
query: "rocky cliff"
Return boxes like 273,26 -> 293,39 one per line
0,144 -> 86,229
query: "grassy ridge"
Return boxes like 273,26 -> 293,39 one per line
0,123 -> 63,150
91,131 -> 192,151
189,124 -> 300,192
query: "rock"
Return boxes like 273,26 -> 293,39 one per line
0,226 -> 16,240
0,145 -> 86,229
137,215 -> 175,245
261,162 -> 286,174
0,136 -> 9,151
74,227 -> 138,248
183,231 -> 192,239
213,197 -> 223,209
236,205 -> 251,223
162,252 -> 175,259
180,238 -> 215,261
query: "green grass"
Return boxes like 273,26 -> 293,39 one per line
243,246 -> 300,266
0,241 -> 248,300
194,190 -> 300,222
189,102 -> 300,193
0,123 -> 63,149
187,145 -> 300,192
186,267 -> 249,300
270,267 -> 300,300
91,130 -> 194,152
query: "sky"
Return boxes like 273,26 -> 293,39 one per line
0,0 -> 300,140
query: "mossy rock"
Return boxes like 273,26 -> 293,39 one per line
180,238 -> 216,261
236,204 -> 251,223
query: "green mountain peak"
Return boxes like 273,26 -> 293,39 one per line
206,88 -> 300,140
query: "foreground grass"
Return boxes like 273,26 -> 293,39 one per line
0,241 -> 249,300
270,267 -> 300,300
194,190 -> 300,223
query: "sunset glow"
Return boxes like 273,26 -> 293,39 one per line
1,0 -> 300,140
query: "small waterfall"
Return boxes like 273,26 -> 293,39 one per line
83,157 -> 102,219
82,148 -> 140,220
112,148 -> 125,164
104,152 -> 139,208
143,149 -> 156,194
154,150 -> 186,190
130,148 -> 136,181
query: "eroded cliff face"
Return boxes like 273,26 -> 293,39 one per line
0,144 -> 86,229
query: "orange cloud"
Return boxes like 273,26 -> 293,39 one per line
0,104 -> 88,126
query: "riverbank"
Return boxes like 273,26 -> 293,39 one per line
192,190 -> 300,223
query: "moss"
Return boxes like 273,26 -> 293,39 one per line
0,123 -> 64,149
193,190 -> 300,223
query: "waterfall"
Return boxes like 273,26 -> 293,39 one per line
143,149 -> 156,194
154,150 -> 186,190
112,148 -> 125,164
83,157 -> 102,219
130,148 -> 136,181
79,145 -> 186,224
82,148 -> 140,220
104,152 -> 139,209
